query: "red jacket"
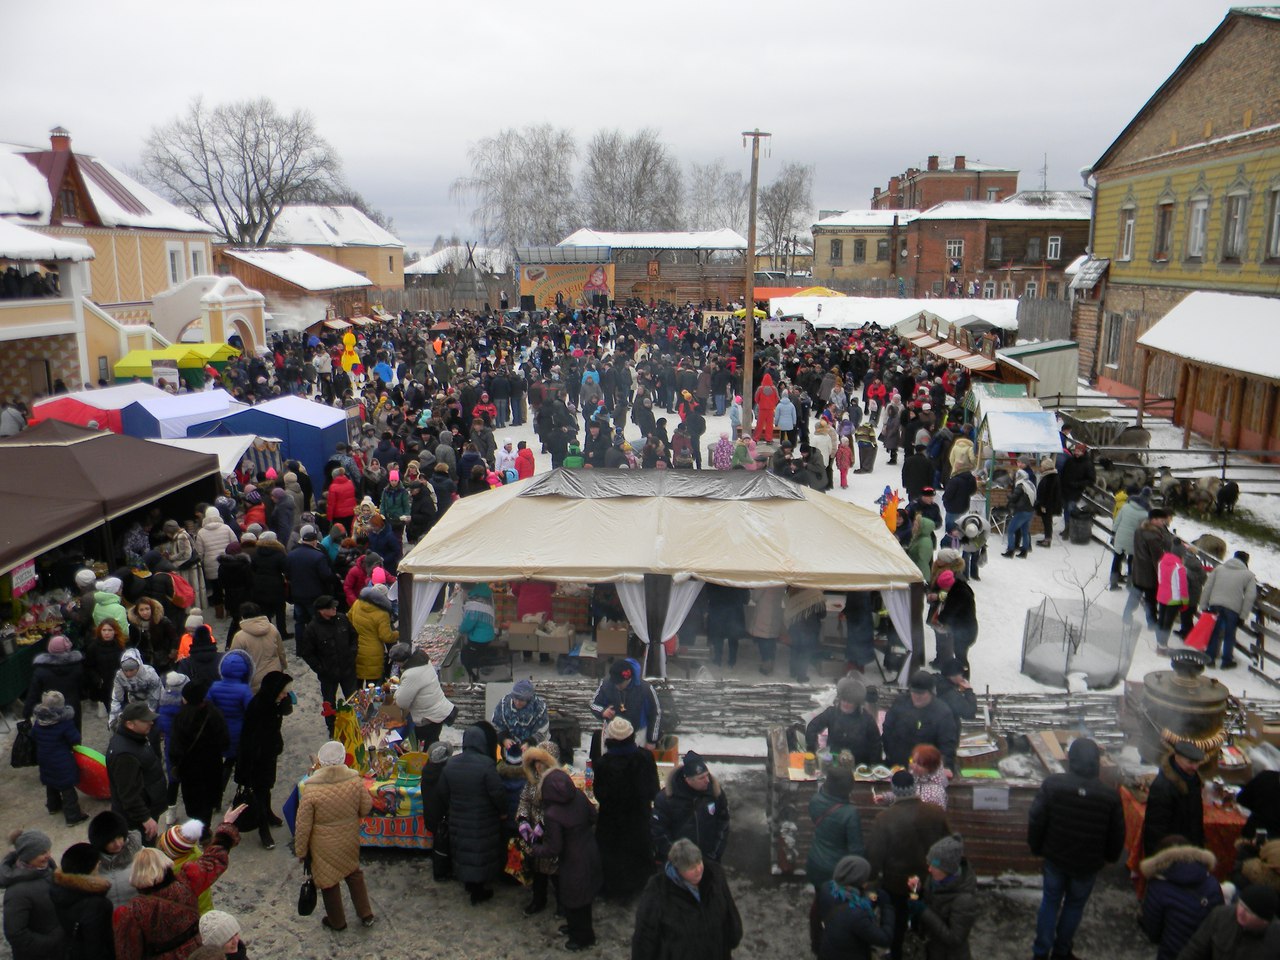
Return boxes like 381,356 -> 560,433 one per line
242,503 -> 266,529
515,448 -> 536,480
344,564 -> 368,607
512,580 -> 554,619
328,473 -> 357,519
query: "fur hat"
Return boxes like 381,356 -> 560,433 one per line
927,833 -> 965,875
836,676 -> 866,706
88,811 -> 129,851
59,842 -> 99,876
198,911 -> 241,948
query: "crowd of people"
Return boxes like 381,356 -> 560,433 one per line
3,300 -> 1277,959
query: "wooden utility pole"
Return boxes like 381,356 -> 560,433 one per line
741,128 -> 771,437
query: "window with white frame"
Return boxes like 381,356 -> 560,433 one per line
190,245 -> 206,277
1001,281 -> 1014,298
1024,280 -> 1038,299
986,188 -> 999,202
1187,198 -> 1210,258
1047,236 -> 1061,260
982,281 -> 996,299
165,242 -> 185,286
1120,207 -> 1136,261
1266,187 -> 1280,260
946,239 -> 964,258
1222,193 -> 1247,260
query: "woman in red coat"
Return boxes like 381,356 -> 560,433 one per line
112,807 -> 244,960
327,468 -> 357,530
754,373 -> 779,442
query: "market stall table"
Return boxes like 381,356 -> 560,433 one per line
1120,785 -> 1245,895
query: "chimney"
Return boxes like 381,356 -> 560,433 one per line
889,176 -> 900,192
954,155 -> 966,170
50,126 -> 71,152
927,155 -> 939,172
872,186 -> 881,197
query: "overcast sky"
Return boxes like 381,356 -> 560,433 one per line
3,0 -> 1230,251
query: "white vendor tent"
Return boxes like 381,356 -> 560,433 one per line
119,389 -> 246,439
399,469 -> 924,679
768,297 -> 1020,333
150,434 -> 282,477
979,411 -> 1063,456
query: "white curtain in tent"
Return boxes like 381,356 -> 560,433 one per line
654,577 -> 704,678
614,581 -> 651,645
883,588 -> 914,685
411,581 -> 444,641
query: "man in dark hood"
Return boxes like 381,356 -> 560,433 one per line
1027,737 -> 1124,960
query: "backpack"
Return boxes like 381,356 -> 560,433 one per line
502,468 -> 518,485
169,574 -> 195,610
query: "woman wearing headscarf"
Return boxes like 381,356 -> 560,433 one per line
593,716 -> 659,902
294,741 -> 375,931
811,854 -> 894,960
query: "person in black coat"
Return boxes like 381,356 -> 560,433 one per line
106,702 -> 168,841
933,569 -> 978,677
805,676 -> 882,764
435,725 -> 507,904
1027,738 -> 1125,960
1139,838 -> 1224,960
1236,769 -> 1280,842
593,717 -> 659,902
168,679 -> 230,830
174,625 -> 223,685
812,855 -> 894,960
217,542 -> 253,646
652,751 -> 730,863
631,838 -> 742,960
901,446 -> 934,502
85,620 -> 125,718
1034,458 -> 1064,547
529,769 -> 602,950
48,843 -> 113,960
284,528 -> 333,640
406,480 -> 437,543
233,670 -> 293,849
934,658 -> 978,727
249,533 -> 289,639
1057,444 -> 1096,533
880,672 -> 960,769
23,636 -> 85,731
298,596 -> 359,735
1142,741 -> 1206,856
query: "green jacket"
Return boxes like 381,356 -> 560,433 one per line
805,790 -> 865,886
907,517 -> 937,581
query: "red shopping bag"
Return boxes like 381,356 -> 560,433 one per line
1185,612 -> 1217,651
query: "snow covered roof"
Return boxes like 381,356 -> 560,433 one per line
558,228 -> 748,250
220,248 -> 373,291
405,244 -> 510,275
0,219 -> 94,262
252,205 -> 401,249
769,296 -> 1020,331
916,191 -> 1091,221
812,209 -> 920,229
0,141 -> 215,233
1232,6 -> 1280,21
1137,292 -> 1280,382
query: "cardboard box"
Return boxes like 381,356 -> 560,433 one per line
1246,709 -> 1280,748
504,622 -> 540,651
596,626 -> 630,657
539,627 -> 574,655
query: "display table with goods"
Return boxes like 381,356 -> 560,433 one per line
0,575 -> 83,708
1120,785 -> 1245,896
284,683 -> 434,851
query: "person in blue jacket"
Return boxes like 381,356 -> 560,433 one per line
206,649 -> 254,793
1139,836 -> 1224,960
591,658 -> 662,753
31,691 -> 87,825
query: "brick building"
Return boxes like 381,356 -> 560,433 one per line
1077,6 -> 1280,450
871,155 -> 1019,210
904,192 -> 1091,300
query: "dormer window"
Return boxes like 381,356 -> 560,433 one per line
59,188 -> 78,220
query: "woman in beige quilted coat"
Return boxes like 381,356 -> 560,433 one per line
294,740 -> 375,931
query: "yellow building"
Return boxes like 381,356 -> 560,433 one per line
0,127 -> 265,400
254,204 -> 404,289
1081,6 -> 1280,419
810,209 -> 916,292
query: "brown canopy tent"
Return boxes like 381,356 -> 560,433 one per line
0,420 -> 221,574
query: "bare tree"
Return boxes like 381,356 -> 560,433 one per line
686,159 -> 747,234
581,128 -> 684,231
757,162 -> 814,266
452,125 -> 578,249
142,97 -> 344,246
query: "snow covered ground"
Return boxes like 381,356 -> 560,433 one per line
484,384 -> 1278,703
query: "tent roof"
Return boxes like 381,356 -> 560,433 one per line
232,394 -> 346,428
33,382 -> 167,413
114,346 -> 207,377
769,296 -> 1020,331
980,410 -> 1063,454
558,228 -> 748,250
0,490 -> 105,574
400,469 -> 923,591
0,420 -> 220,517
151,434 -> 276,476
1137,291 -> 1280,383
